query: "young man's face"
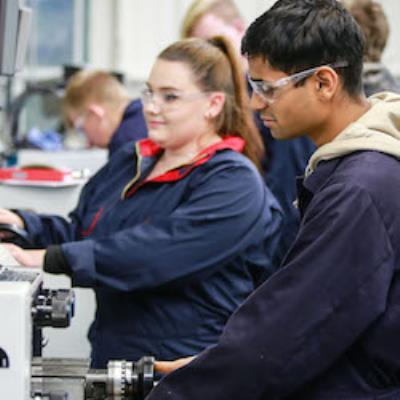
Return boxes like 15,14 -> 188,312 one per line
247,56 -> 323,142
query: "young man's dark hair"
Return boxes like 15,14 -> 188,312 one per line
241,0 -> 365,96
146,1 -> 400,399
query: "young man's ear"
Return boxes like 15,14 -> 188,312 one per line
314,67 -> 340,100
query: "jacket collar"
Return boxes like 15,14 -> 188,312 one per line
297,158 -> 343,217
122,136 -> 245,198
137,136 -> 244,158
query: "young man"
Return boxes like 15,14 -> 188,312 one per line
64,70 -> 147,157
181,0 -> 316,260
147,0 -> 400,398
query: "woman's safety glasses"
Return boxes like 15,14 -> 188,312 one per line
141,87 -> 210,112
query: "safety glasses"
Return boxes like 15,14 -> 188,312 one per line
141,87 -> 210,112
248,61 -> 349,105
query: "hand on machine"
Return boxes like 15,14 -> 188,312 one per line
0,208 -> 45,267
0,208 -> 32,246
154,355 -> 196,375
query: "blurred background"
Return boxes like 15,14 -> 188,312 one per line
0,0 -> 399,157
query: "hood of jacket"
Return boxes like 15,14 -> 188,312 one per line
306,92 -> 400,176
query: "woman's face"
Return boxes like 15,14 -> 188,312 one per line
142,59 -> 214,151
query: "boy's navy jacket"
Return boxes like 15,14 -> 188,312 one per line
146,93 -> 400,400
19,136 -> 282,368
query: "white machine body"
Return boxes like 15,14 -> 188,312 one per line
0,266 -> 42,400
0,262 -> 151,400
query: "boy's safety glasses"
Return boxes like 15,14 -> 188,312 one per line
248,61 -> 349,105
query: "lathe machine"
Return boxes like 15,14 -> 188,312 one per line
0,265 -> 155,399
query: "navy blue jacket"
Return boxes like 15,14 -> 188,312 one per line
19,137 -> 282,368
108,99 -> 147,157
147,150 -> 400,400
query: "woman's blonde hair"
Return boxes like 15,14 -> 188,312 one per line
158,36 -> 264,170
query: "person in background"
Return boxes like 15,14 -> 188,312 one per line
146,0 -> 400,398
343,0 -> 400,96
181,0 -> 246,59
181,0 -> 316,261
63,70 -> 147,157
0,36 -> 282,369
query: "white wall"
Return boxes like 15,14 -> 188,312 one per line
88,0 -> 273,82
379,0 -> 400,75
88,0 -> 400,83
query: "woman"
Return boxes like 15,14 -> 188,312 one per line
0,36 -> 282,368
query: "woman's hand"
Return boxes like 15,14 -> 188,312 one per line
0,209 -> 25,240
155,355 -> 196,374
1,243 -> 45,268
0,208 -> 24,227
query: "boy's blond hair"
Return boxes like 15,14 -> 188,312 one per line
63,70 -> 129,118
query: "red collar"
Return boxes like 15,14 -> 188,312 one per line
137,136 -> 245,158
124,136 -> 245,198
